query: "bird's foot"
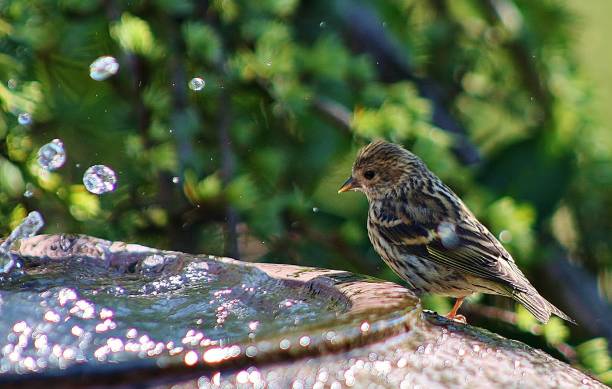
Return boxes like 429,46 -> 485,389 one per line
446,313 -> 467,324
445,297 -> 466,323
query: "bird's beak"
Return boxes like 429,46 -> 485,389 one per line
338,176 -> 359,193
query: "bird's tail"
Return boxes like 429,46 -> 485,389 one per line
513,290 -> 576,324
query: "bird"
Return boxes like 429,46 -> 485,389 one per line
338,140 -> 574,324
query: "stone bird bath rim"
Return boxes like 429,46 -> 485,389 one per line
0,234 -> 605,388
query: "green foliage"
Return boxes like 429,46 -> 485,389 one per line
486,197 -> 536,263
577,338 -> 612,384
110,13 -> 161,58
1,0 -> 610,379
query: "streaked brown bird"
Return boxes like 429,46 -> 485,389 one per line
339,140 -> 574,324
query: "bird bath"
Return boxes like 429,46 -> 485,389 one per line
0,222 -> 605,388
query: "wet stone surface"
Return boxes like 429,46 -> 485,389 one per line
0,237 -> 344,376
178,318 -> 604,389
0,234 -> 605,388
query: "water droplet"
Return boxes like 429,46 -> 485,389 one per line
499,230 -> 512,243
203,347 -> 225,363
279,339 -> 290,350
312,207 -> 319,213
189,77 -> 205,91
89,56 -> 119,81
7,79 -> 17,89
236,370 -> 249,384
83,165 -> 117,194
245,345 -> 258,357
172,176 -> 180,184
292,380 -> 304,389
319,21 -> 327,28
18,112 -> 32,126
37,139 -> 66,171
184,350 -> 198,366
299,336 -> 311,347
23,184 -> 34,198
438,222 -> 459,248
317,370 -> 329,382
44,310 -> 60,323
248,370 -> 262,385
13,321 -> 27,332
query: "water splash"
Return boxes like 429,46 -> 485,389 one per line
0,211 -> 44,274
89,56 -> 119,81
37,139 -> 66,171
83,165 -> 117,194
0,245 -> 341,375
188,77 -> 205,91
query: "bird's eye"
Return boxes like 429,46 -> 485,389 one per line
364,170 -> 376,180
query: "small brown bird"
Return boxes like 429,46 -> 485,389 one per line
339,140 -> 574,324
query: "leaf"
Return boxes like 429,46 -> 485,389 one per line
110,13 -> 161,58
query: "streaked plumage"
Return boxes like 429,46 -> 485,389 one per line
339,140 -> 574,324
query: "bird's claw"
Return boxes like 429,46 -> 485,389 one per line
446,313 -> 467,324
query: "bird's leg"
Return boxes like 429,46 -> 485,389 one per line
446,297 -> 465,321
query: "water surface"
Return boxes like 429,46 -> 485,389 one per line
0,253 -> 342,375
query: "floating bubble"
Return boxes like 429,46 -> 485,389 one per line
23,184 -> 34,198
89,56 -> 119,81
499,230 -> 512,243
188,77 -> 205,91
83,165 -> 117,194
37,139 -> 66,171
18,112 -> 32,126
172,176 -> 180,184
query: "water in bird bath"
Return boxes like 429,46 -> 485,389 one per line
0,215 -> 343,376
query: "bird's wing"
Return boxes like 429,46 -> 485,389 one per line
373,209 -> 528,293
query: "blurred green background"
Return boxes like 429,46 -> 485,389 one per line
1,0 -> 611,383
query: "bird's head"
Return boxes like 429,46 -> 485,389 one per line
338,140 -> 427,200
